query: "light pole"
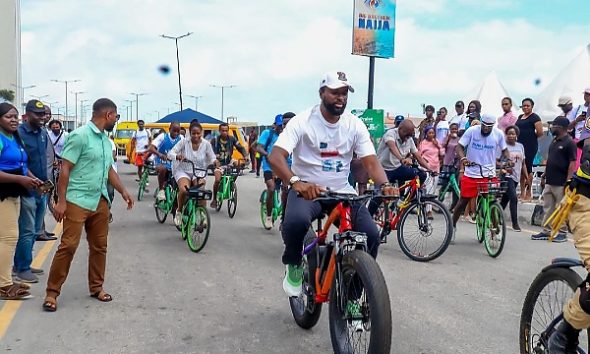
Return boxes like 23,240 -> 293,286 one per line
72,91 -> 85,129
79,99 -> 89,126
161,32 -> 193,110
129,93 -> 146,121
153,110 -> 161,120
11,84 -> 35,107
125,99 -> 134,120
51,79 -> 80,119
210,84 -> 235,122
30,94 -> 49,101
186,94 -> 203,111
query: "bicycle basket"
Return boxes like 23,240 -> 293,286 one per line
476,180 -> 507,197
188,187 -> 213,200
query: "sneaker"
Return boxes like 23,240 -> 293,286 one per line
282,264 -> 303,297
30,268 -> 44,275
15,270 -> 39,283
552,233 -> 568,243
531,232 -> 549,241
264,216 -> 273,229
512,224 -> 522,232
468,215 -> 477,224
156,189 -> 166,201
174,213 -> 182,227
346,300 -> 365,332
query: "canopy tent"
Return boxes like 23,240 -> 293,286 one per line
466,70 -> 511,118
156,108 -> 224,124
535,43 -> 590,121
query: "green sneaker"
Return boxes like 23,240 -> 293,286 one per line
347,300 -> 364,332
282,264 -> 303,297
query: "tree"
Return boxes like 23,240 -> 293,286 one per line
0,89 -> 15,103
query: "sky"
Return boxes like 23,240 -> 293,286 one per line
19,0 -> 590,124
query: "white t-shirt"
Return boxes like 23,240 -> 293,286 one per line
435,120 -> 450,144
459,126 -> 506,178
567,105 -> 588,139
449,113 -> 468,130
168,138 -> 216,178
48,130 -> 68,157
132,129 -> 151,153
109,139 -> 118,173
274,105 -> 376,194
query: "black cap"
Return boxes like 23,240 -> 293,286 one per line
25,99 -> 46,114
550,116 -> 570,128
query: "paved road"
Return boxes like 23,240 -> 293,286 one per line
0,163 -> 581,353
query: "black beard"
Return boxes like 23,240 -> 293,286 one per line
324,101 -> 346,116
51,129 -> 61,135
481,128 -> 492,137
106,123 -> 115,132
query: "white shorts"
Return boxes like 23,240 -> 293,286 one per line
174,170 -> 204,183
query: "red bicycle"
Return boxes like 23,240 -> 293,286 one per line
288,191 -> 392,353
372,170 -> 453,262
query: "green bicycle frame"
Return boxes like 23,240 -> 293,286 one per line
217,174 -> 234,200
158,183 -> 178,213
271,188 -> 282,221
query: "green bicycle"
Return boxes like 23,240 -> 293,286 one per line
437,164 -> 460,211
470,162 -> 507,258
154,171 -> 178,225
259,177 -> 283,230
214,160 -> 245,218
137,160 -> 154,201
179,160 -> 213,253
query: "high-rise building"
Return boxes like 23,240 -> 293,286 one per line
0,0 -> 22,106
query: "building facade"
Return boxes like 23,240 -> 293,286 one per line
0,0 -> 22,106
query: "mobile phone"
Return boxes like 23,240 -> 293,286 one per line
37,180 -> 54,194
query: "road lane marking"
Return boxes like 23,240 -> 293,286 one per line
0,222 -> 62,340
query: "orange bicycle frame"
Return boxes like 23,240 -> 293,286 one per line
313,202 -> 353,303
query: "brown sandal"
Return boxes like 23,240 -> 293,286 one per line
42,297 -> 57,312
0,283 -> 31,300
90,291 -> 113,302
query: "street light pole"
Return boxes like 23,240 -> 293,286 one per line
129,93 -> 146,121
186,94 -> 203,111
11,84 -> 35,107
72,91 -> 85,129
79,99 -> 88,127
51,79 -> 80,119
210,84 -> 235,122
161,32 -> 193,110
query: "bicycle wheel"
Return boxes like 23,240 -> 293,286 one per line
187,206 -> 210,253
260,190 -> 272,230
179,203 -> 191,239
137,174 -> 147,201
475,200 -> 485,243
519,267 -> 589,354
483,202 -> 506,258
289,230 -> 322,329
154,200 -> 168,224
329,250 -> 392,354
227,182 -> 237,218
215,192 -> 223,212
397,199 -> 452,262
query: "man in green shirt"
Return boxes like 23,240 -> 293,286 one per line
43,98 -> 133,312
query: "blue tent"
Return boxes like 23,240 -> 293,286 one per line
156,108 -> 224,124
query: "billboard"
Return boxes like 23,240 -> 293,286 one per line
352,0 -> 396,58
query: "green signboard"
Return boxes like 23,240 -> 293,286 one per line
351,109 -> 385,143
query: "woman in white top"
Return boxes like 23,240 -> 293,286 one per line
168,121 -> 217,226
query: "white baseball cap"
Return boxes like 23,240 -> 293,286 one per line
558,96 -> 573,106
480,114 -> 496,126
319,71 -> 354,93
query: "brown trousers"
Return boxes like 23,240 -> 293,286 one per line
46,198 -> 109,298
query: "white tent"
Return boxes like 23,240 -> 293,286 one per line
535,43 -> 590,121
466,71 -> 511,118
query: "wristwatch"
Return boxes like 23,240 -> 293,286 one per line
289,175 -> 302,186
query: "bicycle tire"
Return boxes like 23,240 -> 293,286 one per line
397,199 -> 452,262
483,202 -> 506,258
289,230 -> 323,329
329,250 -> 392,354
187,206 -> 210,253
260,190 -> 272,230
215,192 -> 223,212
228,182 -> 237,218
154,200 -> 168,224
476,200 -> 485,243
519,267 -> 589,354
137,173 -> 147,201
180,203 -> 191,240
